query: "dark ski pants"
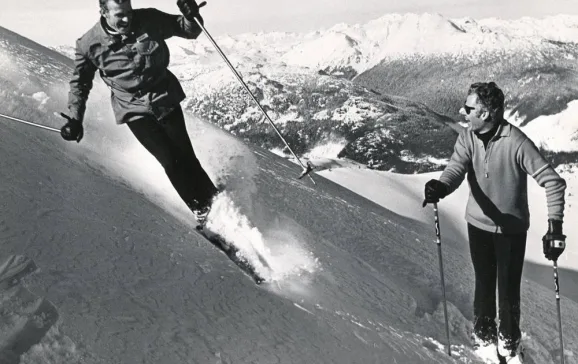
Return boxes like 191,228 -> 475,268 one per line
126,106 -> 218,212
468,223 -> 526,350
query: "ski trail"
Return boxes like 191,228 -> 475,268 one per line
0,255 -> 93,364
288,301 -> 488,363
0,256 -> 55,362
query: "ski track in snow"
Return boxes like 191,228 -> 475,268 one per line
0,255 -> 87,364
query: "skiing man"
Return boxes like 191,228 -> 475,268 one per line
422,82 -> 567,363
60,0 -> 218,225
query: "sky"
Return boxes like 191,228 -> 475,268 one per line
1,0 -> 578,47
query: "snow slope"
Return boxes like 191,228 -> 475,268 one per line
1,21 -> 577,364
3,109 -> 578,363
506,102 -> 578,153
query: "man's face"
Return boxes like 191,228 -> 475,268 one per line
459,93 -> 492,133
102,0 -> 133,34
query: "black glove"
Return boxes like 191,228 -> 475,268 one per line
177,0 -> 206,21
60,113 -> 84,143
422,179 -> 449,207
543,219 -> 566,261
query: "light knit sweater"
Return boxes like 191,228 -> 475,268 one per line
439,121 -> 566,233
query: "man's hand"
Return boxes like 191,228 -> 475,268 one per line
543,219 -> 566,261
60,113 -> 84,143
422,179 -> 449,207
177,0 -> 206,21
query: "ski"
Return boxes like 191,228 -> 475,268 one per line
195,227 -> 267,285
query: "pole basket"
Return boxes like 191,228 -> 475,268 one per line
298,161 -> 315,180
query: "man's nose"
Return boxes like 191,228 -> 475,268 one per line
459,107 -> 466,116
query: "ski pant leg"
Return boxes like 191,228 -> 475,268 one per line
468,223 -> 498,344
159,106 -> 218,209
494,230 -> 526,351
126,107 -> 217,211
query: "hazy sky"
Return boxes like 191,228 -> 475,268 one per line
1,0 -> 578,46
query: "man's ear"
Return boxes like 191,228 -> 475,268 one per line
480,110 -> 490,121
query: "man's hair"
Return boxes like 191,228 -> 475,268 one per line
99,0 -> 130,13
467,82 -> 505,120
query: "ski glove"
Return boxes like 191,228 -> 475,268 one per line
542,219 -> 566,261
177,0 -> 206,21
60,113 -> 84,143
422,179 -> 449,207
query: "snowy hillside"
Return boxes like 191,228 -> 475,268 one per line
50,13 -> 578,170
181,68 -> 457,172
351,16 -> 578,153
171,13 -> 578,164
166,13 -> 578,78
2,26 -> 578,364
2,20 -> 578,364
51,34 -> 460,173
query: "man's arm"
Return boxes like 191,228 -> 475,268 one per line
439,130 -> 471,194
68,39 -> 97,123
517,138 -> 566,221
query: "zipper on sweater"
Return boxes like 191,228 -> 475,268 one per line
484,135 -> 499,178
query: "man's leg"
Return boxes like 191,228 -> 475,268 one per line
495,231 -> 527,354
159,106 -> 218,211
468,224 -> 499,345
126,112 -> 216,212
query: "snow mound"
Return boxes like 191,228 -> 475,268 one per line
507,100 -> 578,152
205,192 -> 318,282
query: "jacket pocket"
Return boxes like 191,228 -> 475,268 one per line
133,37 -> 160,71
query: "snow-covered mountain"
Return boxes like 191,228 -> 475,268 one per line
50,13 -> 578,171
50,31 -> 461,173
1,24 -> 577,364
351,15 -> 578,150
181,68 -> 457,172
167,13 -> 578,78
170,13 -> 578,159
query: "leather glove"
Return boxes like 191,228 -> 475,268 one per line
60,113 -> 84,143
543,219 -> 566,261
422,179 -> 449,207
177,0 -> 206,21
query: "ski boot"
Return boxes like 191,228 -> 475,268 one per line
497,339 -> 524,363
192,204 -> 211,230
472,334 -> 500,364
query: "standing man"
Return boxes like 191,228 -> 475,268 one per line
61,0 -> 218,225
423,82 -> 567,363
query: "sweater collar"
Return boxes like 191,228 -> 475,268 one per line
496,120 -> 512,138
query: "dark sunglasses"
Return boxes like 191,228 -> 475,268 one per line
463,104 -> 476,115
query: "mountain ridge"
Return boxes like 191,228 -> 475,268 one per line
37,12 -> 578,169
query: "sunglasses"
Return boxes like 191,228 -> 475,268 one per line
463,104 -> 476,115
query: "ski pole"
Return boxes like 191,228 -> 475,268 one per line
0,112 -> 60,133
192,10 -> 315,184
433,202 -> 452,356
552,259 -> 565,364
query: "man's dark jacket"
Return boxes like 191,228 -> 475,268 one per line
68,8 -> 202,124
